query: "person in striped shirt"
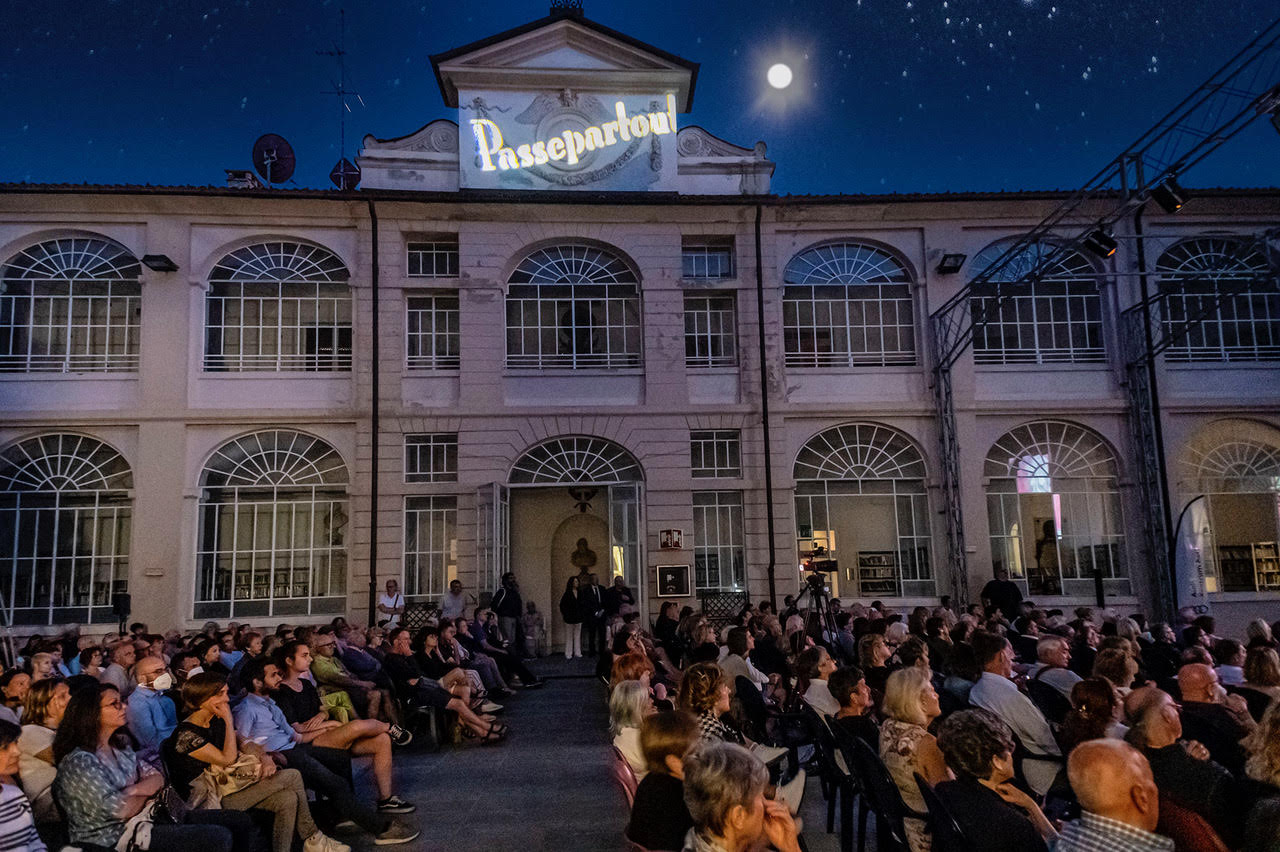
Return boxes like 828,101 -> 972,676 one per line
0,718 -> 45,852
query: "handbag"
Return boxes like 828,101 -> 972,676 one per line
117,786 -> 185,852
188,753 -> 262,809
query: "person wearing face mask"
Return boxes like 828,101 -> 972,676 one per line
126,655 -> 178,756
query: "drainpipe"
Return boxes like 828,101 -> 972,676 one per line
755,204 -> 778,606
1133,203 -> 1176,621
366,199 -> 381,627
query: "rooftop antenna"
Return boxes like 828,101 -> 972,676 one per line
319,8 -> 364,189
251,133 -> 296,185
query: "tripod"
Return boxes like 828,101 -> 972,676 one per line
794,572 -> 839,649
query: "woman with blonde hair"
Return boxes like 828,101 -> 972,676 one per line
1243,645 -> 1280,702
880,666 -> 950,852
17,677 -> 69,824
1243,699 -> 1280,788
1091,647 -> 1138,696
610,679 -> 656,780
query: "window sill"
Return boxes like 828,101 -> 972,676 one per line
0,372 -> 138,380
974,362 -> 1109,373
783,364 -> 922,374
198,371 -> 353,379
1163,361 -> 1280,371
502,367 -> 645,377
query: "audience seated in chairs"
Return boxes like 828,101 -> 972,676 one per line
17,678 -> 68,831
611,680 -> 657,781
680,740 -> 801,852
1059,676 -> 1127,754
380,628 -> 505,742
796,647 -> 840,717
879,666 -> 949,852
1055,740 -> 1173,852
827,666 -> 878,754
1242,699 -> 1280,789
1176,662 -> 1257,776
626,710 -> 698,852
932,709 -> 1057,852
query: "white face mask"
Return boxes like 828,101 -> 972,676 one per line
150,672 -> 174,692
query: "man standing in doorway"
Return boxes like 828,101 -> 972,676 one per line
980,566 -> 1023,622
491,572 -> 526,658
581,573 -> 606,656
440,579 -> 469,621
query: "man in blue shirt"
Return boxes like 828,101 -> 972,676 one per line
126,655 -> 178,757
234,656 -> 419,846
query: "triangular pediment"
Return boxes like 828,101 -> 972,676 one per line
431,14 -> 698,109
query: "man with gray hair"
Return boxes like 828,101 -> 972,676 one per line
1026,635 -> 1082,700
681,740 -> 801,852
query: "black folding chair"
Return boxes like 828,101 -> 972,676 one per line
828,721 -> 873,852
913,773 -> 973,852
799,704 -> 858,851
847,738 -> 912,852
1026,678 -> 1072,726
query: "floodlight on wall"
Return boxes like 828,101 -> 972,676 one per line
1082,230 -> 1118,259
936,253 -> 967,274
141,254 -> 179,272
1150,177 -> 1187,214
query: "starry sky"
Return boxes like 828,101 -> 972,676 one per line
1,0 -> 1277,194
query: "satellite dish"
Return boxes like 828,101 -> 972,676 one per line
330,157 -> 360,190
252,134 -> 296,184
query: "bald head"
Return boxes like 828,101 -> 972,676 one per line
1068,740 -> 1160,832
1177,663 -> 1218,703
134,655 -> 166,686
1123,686 -> 1181,748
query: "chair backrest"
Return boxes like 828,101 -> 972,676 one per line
1158,796 -> 1231,852
610,745 -> 639,808
735,675 -> 769,741
847,738 -> 910,852
914,774 -> 972,852
799,704 -> 845,779
1225,685 -> 1272,723
1026,678 -> 1072,726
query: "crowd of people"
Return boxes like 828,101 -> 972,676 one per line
607,592 -> 1280,852
0,578 -> 550,852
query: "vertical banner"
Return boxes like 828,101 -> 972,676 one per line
1173,496 -> 1213,617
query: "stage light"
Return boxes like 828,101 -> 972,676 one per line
1082,230 -> 1118,259
141,254 -> 179,272
767,63 -> 793,89
1151,177 -> 1187,214
936,253 -> 967,274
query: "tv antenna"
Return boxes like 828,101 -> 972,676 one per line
319,8 -> 365,189
251,133 -> 296,185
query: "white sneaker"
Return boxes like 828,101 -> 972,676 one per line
778,768 -> 806,815
304,831 -> 351,852
750,743 -> 789,764
480,700 -> 504,713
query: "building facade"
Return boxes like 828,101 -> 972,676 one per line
2,11 -> 1278,637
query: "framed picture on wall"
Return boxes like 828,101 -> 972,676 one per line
659,529 -> 684,550
657,564 -> 691,597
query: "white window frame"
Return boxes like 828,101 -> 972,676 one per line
684,294 -> 738,368
404,434 -> 458,483
403,495 -> 457,599
682,238 -> 736,280
0,238 -> 142,373
693,490 -> 745,592
405,292 -> 460,371
691,430 -> 742,478
407,239 -> 460,278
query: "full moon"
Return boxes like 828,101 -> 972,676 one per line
767,63 -> 793,89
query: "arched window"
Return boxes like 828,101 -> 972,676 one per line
782,242 -> 916,367
0,237 -> 141,373
0,434 -> 132,624
195,430 -> 348,618
984,421 -> 1127,596
969,239 -> 1103,364
506,244 -> 641,369
1179,419 -> 1280,592
1156,236 -> 1278,362
205,242 -> 351,371
509,436 -> 643,484
792,423 -> 932,597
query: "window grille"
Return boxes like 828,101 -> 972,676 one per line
794,423 -> 927,481
509,436 -> 643,484
682,239 -> 735,279
407,240 -> 460,278
1156,236 -> 1279,362
506,244 -> 641,369
204,242 -> 351,372
684,294 -> 737,368
404,496 -> 457,599
405,434 -> 458,483
406,293 -> 460,370
969,240 -> 1103,365
782,243 -> 916,367
691,430 -> 742,478
0,433 -> 133,625
984,421 -> 1127,592
195,430 -> 348,619
0,238 -> 141,373
693,490 -> 745,591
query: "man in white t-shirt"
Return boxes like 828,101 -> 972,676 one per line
439,579 -> 469,620
377,578 -> 405,627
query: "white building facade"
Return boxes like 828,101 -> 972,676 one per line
1,11 -> 1278,637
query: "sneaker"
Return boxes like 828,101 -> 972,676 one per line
479,700 -> 504,714
332,820 -> 358,832
303,831 -> 351,852
778,768 -> 806,816
750,743 -> 789,765
524,677 -> 546,689
386,725 -> 413,747
376,795 -> 416,815
373,820 -> 421,846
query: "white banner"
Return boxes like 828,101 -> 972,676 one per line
1173,496 -> 1213,617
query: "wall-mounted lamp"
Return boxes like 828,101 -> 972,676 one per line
936,253 -> 967,274
1082,230 -> 1118,259
1150,177 -> 1188,214
141,254 -> 179,272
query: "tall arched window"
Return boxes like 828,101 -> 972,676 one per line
969,239 -> 1103,364
1156,236 -> 1278,362
985,421 -> 1127,596
506,244 -> 641,369
793,423 -> 932,597
1179,419 -> 1280,592
782,242 -> 916,367
205,242 -> 351,371
195,430 -> 348,618
0,237 -> 141,372
509,436 -> 643,484
0,434 -> 132,624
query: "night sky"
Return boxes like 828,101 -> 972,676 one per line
1,1 -> 1277,194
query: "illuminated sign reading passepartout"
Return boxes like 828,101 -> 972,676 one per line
470,93 -> 677,172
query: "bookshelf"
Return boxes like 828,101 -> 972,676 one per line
857,551 -> 900,597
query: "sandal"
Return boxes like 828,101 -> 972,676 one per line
479,724 -> 507,744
